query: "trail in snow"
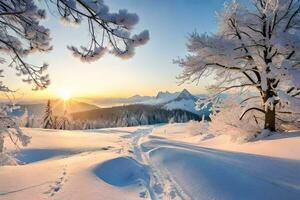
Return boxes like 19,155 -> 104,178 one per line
131,128 -> 191,200
140,139 -> 300,200
128,128 -> 300,200
44,165 -> 68,197
130,128 -> 156,199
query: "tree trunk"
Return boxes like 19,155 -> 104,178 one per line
263,88 -> 276,132
0,136 -> 4,153
264,106 -> 276,131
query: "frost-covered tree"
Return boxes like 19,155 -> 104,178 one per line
52,0 -> 149,61
0,115 -> 30,153
42,100 -> 53,129
0,106 -> 31,165
0,0 -> 149,91
52,116 -> 59,129
0,103 -> 31,164
139,112 -> 149,125
0,1 -> 50,91
176,0 -> 300,132
0,0 -> 148,163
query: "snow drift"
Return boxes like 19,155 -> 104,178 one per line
93,156 -> 150,187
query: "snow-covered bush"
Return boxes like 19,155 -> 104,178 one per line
0,153 -> 19,166
0,105 -> 31,166
208,96 -> 262,142
186,119 -> 208,136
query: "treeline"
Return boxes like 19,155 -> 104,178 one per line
19,102 -> 200,130
71,104 -> 200,129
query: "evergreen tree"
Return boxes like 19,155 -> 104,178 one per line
58,110 -> 70,130
140,112 -> 149,125
52,116 -> 59,129
42,100 -> 53,129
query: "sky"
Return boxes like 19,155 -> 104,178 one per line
4,0 -> 228,101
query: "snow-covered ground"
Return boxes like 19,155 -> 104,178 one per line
1,123 -> 300,200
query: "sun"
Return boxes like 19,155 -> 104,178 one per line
58,88 -> 72,101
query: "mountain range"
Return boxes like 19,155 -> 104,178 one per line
129,89 -> 209,116
89,89 -> 207,114
9,89 -> 210,119
69,89 -> 211,128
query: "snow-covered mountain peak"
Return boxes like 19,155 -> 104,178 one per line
130,95 -> 142,98
156,91 -> 173,99
160,89 -> 201,115
175,89 -> 197,101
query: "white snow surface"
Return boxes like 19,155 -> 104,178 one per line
1,124 -> 300,200
163,99 -> 198,114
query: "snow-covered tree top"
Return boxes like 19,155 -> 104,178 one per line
177,0 -> 300,113
0,0 -> 149,91
53,0 -> 149,61
176,0 -> 300,131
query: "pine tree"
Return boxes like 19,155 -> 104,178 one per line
42,100 -> 53,129
140,112 -> 149,125
58,110 -> 70,130
52,116 -> 59,129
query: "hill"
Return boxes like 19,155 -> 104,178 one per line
9,99 -> 99,117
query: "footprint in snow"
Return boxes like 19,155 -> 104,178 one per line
44,166 -> 68,197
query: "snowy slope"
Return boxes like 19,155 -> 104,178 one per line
163,99 -> 198,114
156,91 -> 180,101
0,127 -> 153,200
143,140 -> 300,200
151,123 -> 300,160
1,124 -> 300,199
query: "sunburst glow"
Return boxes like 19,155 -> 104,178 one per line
58,88 -> 72,101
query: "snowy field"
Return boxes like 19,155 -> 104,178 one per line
1,123 -> 300,200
